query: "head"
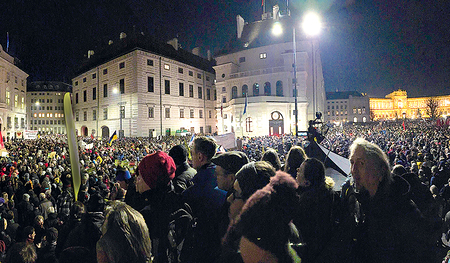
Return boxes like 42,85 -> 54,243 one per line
101,201 -> 152,262
168,145 -> 189,166
284,146 -> 307,178
392,164 -> 407,177
211,151 -> 249,191
297,158 -> 325,189
23,226 -> 36,242
136,151 -> 176,193
115,167 -> 131,190
261,149 -> 282,171
190,136 -> 217,169
227,161 -> 275,223
234,171 -> 300,263
349,138 -> 391,197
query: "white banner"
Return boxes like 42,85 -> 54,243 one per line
24,130 -> 38,140
212,133 -> 236,150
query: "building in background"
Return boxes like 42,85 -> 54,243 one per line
72,32 -> 215,139
27,81 -> 72,134
0,44 -> 28,139
214,6 -> 325,136
370,89 -> 450,120
325,91 -> 370,124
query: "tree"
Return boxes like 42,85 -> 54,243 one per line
426,97 -> 440,121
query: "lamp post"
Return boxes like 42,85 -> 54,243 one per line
113,87 -> 125,139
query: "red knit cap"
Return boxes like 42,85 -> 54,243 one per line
138,151 -> 176,189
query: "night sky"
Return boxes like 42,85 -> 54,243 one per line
1,0 -> 449,98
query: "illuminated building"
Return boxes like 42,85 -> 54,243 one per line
325,91 -> 370,124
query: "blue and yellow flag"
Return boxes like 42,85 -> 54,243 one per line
108,131 -> 118,146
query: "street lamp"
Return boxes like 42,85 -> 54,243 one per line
113,87 -> 125,139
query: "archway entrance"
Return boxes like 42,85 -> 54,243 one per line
269,111 -> 284,136
101,126 -> 110,139
81,126 -> 88,137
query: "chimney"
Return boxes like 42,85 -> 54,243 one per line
108,40 -> 113,45
192,47 -> 200,56
120,32 -> 127,39
207,50 -> 211,61
87,50 -> 95,59
236,15 -> 245,39
273,5 -> 280,20
167,38 -> 179,50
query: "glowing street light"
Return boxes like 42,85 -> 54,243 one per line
302,12 -> 322,37
272,22 -> 283,36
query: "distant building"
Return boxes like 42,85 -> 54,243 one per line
214,7 -> 325,136
370,89 -> 450,120
72,32 -> 215,139
27,81 -> 72,134
325,91 -> 370,124
0,44 -> 28,139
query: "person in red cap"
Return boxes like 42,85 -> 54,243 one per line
135,151 -> 181,263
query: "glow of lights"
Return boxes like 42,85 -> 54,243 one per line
302,12 -> 322,37
272,22 -> 283,36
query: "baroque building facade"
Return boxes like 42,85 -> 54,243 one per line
370,89 -> 450,120
214,8 -> 325,136
0,45 -> 28,139
72,32 -> 215,139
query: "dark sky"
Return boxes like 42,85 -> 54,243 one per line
1,0 -> 449,98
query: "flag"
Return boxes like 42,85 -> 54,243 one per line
0,130 -> 4,149
243,93 -> 248,115
402,121 -> 405,131
108,131 -> 118,146
188,133 -> 195,147
90,134 -> 94,140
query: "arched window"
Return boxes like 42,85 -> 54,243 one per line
253,83 -> 259,96
232,86 -> 238,99
276,81 -> 283,96
242,85 -> 248,97
264,82 -> 271,96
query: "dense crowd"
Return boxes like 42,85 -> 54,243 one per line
0,119 -> 448,262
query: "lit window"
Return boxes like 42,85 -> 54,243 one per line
164,64 -> 170,70
259,53 -> 267,59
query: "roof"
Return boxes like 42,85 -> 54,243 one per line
28,81 -> 72,93
216,16 -> 303,56
326,91 -> 365,100
74,32 -> 215,76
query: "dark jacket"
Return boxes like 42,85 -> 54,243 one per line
173,161 -> 196,194
182,163 -> 227,262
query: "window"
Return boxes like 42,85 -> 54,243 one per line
214,89 -> 217,100
75,93 -> 78,104
83,77 -> 86,83
222,87 -> 226,93
246,117 -> 253,132
276,81 -> 283,96
222,96 -> 227,103
165,80 -> 170,94
75,81 -> 78,86
14,95 -> 18,108
200,127 -> 204,134
179,83 -> 184,96
103,108 -> 108,120
189,85 -> 194,97
83,90 -> 87,102
75,112 -> 79,121
209,110 -> 212,118
190,109 -> 194,118
103,84 -> 108,97
189,71 -> 193,76
164,64 -> 170,70
242,85 -> 248,96
119,62 -> 125,69
83,111 -> 87,121
180,109 -> 184,118
148,107 -> 154,118
93,87 -> 97,100
148,77 -> 154,92
207,88 -> 211,100
93,110 -> 97,121
21,118 -> 25,128
147,59 -> 153,66
239,57 -> 246,63
259,53 -> 267,59
253,83 -> 259,96
198,87 -> 202,99
103,68 -> 108,75
353,108 -> 357,114
199,110 -> 203,118
21,97 -> 24,109
178,67 -> 183,74
232,86 -> 238,99
197,73 -> 201,79
264,82 -> 271,96
92,73 -> 96,79
119,79 -> 125,94
165,108 -> 170,118
120,106 -> 125,119
206,76 -> 210,81
14,117 -> 18,128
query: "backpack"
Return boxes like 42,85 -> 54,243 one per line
167,203 -> 197,263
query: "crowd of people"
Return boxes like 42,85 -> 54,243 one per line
0,119 -> 447,262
